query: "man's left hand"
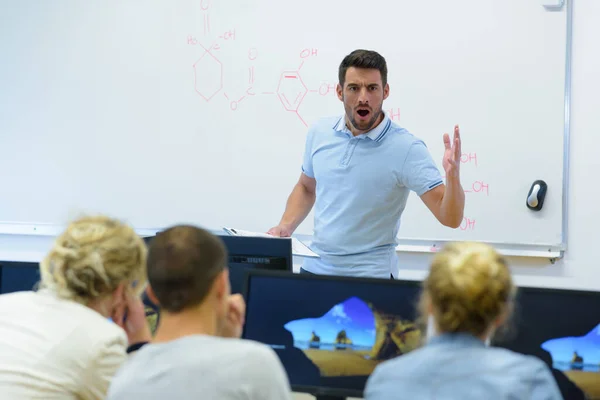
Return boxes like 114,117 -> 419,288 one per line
442,125 -> 461,179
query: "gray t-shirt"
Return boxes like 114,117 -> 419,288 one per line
106,335 -> 293,400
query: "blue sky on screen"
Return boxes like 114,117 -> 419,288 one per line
541,323 -> 600,365
284,296 -> 377,347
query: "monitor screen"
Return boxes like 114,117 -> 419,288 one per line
217,235 -> 293,294
0,262 -> 39,294
142,234 -> 293,295
492,287 -> 600,398
241,270 -> 423,398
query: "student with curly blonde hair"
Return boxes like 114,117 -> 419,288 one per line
364,242 -> 563,400
0,216 -> 152,399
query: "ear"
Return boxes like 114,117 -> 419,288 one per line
494,307 -> 510,329
383,83 -> 390,100
422,292 -> 433,314
145,285 -> 160,306
213,269 -> 230,301
336,83 -> 343,101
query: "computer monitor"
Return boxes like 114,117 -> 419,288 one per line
0,261 -> 39,294
141,233 -> 293,334
143,233 -> 293,294
241,269 -> 423,399
217,235 -> 293,294
491,286 -> 600,398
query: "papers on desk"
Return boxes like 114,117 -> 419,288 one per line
222,227 -> 319,258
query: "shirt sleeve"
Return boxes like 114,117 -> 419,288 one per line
81,333 -> 128,400
529,360 -> 565,400
363,363 -> 389,399
400,140 -> 444,196
249,347 -> 293,400
301,126 -> 316,178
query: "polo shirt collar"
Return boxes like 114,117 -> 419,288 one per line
333,111 -> 392,142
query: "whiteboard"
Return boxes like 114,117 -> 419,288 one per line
0,0 -> 569,255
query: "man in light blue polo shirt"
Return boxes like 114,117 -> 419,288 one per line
268,49 -> 465,278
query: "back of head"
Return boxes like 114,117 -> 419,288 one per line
421,242 -> 516,337
146,225 -> 227,313
39,215 -> 147,304
338,49 -> 388,87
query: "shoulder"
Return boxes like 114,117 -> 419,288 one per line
0,290 -> 36,306
68,305 -> 127,349
365,347 -> 428,398
368,345 -> 551,384
379,123 -> 433,165
68,308 -> 128,379
224,339 -> 288,381
500,349 -> 555,378
182,337 -> 290,392
232,339 -> 291,397
302,116 -> 344,153
309,115 -> 344,132
481,346 -> 561,388
80,322 -> 128,395
485,348 -> 562,395
46,292 -> 128,357
485,346 -> 547,368
383,123 -> 425,148
159,335 -> 283,368
229,338 -> 283,365
7,292 -> 127,392
0,290 -> 126,348
305,115 -> 344,141
369,345 -> 430,383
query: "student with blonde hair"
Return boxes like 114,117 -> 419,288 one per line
364,241 -> 563,400
0,216 -> 152,399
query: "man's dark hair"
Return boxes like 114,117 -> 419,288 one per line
338,49 -> 388,88
146,225 -> 227,313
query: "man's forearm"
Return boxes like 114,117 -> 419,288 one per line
279,183 -> 315,232
440,174 -> 465,228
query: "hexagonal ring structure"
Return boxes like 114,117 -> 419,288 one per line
193,51 -> 223,101
276,71 -> 308,111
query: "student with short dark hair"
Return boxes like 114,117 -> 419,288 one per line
106,225 -> 292,400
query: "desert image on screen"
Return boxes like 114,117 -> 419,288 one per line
284,296 -> 421,377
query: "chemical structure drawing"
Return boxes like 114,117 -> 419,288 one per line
200,0 -> 211,35
193,49 -> 223,101
185,1 -> 330,126
189,1 -> 396,128
276,71 -> 308,124
189,36 -> 321,126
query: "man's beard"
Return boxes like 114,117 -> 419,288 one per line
349,108 -> 382,132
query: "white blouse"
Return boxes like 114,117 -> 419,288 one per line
0,289 -> 128,399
